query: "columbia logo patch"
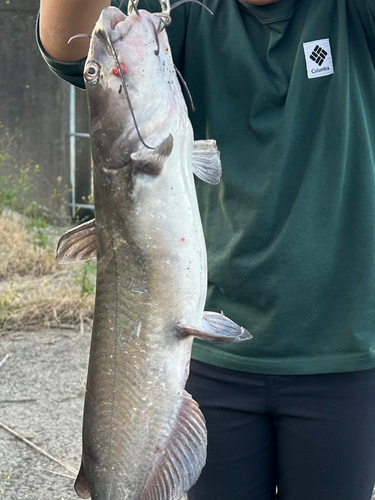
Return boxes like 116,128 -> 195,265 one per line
310,45 -> 327,66
303,38 -> 334,79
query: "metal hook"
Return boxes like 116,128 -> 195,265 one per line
159,0 -> 171,18
157,14 -> 172,33
127,0 -> 140,15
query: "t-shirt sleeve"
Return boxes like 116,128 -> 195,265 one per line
35,13 -> 87,89
36,0 -> 188,89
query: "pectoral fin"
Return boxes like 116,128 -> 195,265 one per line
177,311 -> 252,343
131,134 -> 173,175
192,140 -> 221,185
56,219 -> 97,264
139,391 -> 206,500
74,463 -> 91,499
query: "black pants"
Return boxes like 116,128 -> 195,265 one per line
185,360 -> 375,500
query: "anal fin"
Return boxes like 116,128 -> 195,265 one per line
139,391 -> 206,500
74,462 -> 91,499
177,311 -> 252,344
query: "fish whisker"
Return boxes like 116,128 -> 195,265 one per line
174,65 -> 195,112
68,33 -> 92,44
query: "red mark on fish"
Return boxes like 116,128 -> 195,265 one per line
111,64 -> 127,77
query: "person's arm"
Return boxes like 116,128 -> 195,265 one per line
39,0 -> 111,62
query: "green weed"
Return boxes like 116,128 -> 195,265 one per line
24,201 -> 50,249
76,260 -> 96,298
0,124 -> 40,214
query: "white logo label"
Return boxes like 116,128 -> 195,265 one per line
303,38 -> 334,79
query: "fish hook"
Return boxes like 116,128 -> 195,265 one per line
160,0 -> 171,17
157,14 -> 172,33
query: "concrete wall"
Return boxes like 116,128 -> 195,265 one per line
0,0 -> 91,218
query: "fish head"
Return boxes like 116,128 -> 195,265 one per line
84,7 -> 185,173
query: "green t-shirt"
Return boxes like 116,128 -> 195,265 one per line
37,0 -> 375,375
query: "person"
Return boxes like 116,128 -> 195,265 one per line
37,0 -> 375,499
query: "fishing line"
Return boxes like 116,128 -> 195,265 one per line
106,33 -> 155,150
157,0 -> 212,32
170,0 -> 213,15
69,26 -> 153,148
148,18 -> 161,55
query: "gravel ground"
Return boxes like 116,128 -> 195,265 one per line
1,330 -> 375,500
0,330 -> 90,500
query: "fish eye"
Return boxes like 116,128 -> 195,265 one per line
85,62 -> 100,81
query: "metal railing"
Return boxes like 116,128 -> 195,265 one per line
69,86 -> 94,218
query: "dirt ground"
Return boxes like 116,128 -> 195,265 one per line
1,330 -> 375,500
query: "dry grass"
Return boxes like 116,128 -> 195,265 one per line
0,211 -> 95,332
0,214 -> 57,279
0,281 -> 95,332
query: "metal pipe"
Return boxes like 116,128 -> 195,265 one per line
69,202 -> 95,210
69,85 -> 76,219
70,132 -> 90,138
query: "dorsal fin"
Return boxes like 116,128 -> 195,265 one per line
139,391 -> 207,500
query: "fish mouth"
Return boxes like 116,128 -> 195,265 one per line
110,10 -> 127,30
97,7 -> 143,45
98,7 -> 161,47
